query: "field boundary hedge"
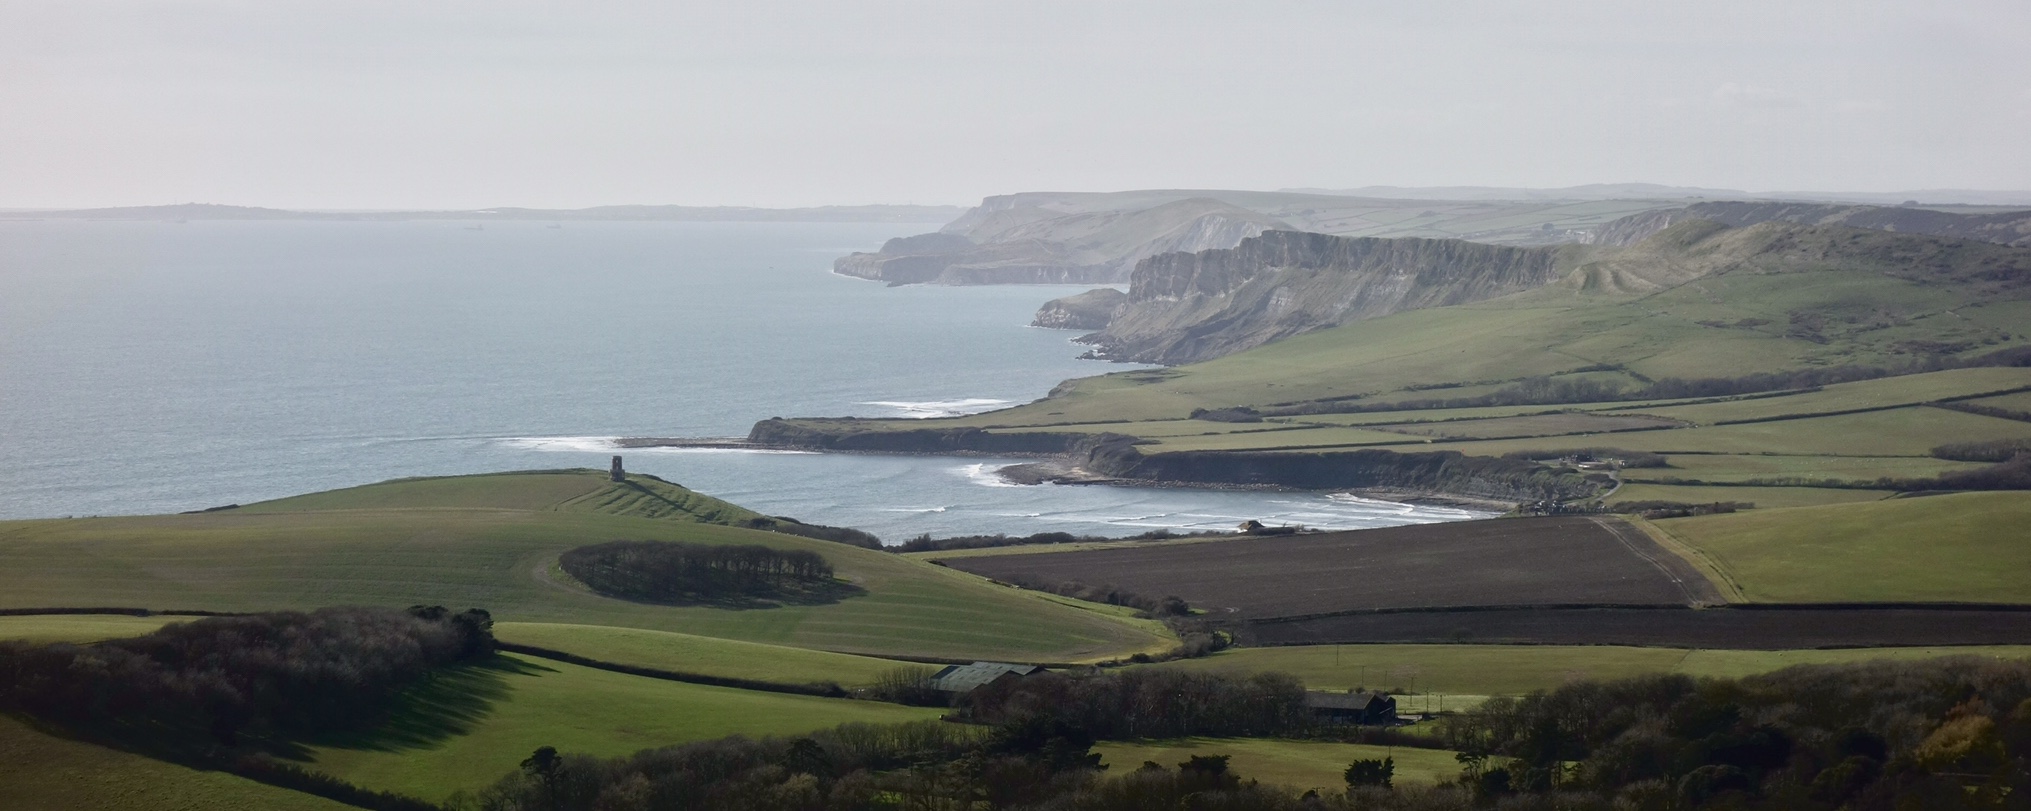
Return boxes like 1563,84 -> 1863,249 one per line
492,641 -> 850,698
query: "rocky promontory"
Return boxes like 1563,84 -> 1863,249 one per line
1031,288 -> 1126,330
833,195 -> 1287,285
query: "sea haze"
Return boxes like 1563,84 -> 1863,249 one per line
0,219 -> 1485,538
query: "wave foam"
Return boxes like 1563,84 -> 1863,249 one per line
497,436 -> 813,455
953,462 -> 1021,488
497,436 -> 620,452
861,398 -> 1013,419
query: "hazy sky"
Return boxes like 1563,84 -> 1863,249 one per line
3,1 -> 2027,209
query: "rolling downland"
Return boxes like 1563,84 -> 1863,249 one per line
0,470 -> 1169,662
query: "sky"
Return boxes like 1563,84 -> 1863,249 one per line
2,1 -> 2027,209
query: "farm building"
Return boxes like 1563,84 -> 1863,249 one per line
1306,691 -> 1399,725
926,661 -> 1046,695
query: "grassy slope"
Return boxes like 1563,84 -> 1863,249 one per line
1654,491 -> 2031,603
1152,644 -> 2031,697
304,653 -> 942,803
0,614 -> 178,643
1091,738 -> 1461,791
0,471 -> 1167,661
0,715 -> 353,811
494,622 -> 908,686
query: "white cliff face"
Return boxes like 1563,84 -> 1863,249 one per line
1089,231 -> 1575,364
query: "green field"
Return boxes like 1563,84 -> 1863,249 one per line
1607,483 -> 1895,509
0,471 -> 1168,662
1363,412 -> 1680,440
1092,737 -> 1462,792
494,622 -> 909,687
1656,492 -> 2031,603
0,614 -> 178,643
1619,367 -> 2031,425
0,715 -> 354,811
1150,644 -> 2031,697
1965,391 -> 2031,412
1619,454 -> 1983,484
303,653 -> 943,803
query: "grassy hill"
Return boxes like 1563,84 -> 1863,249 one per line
300,653 -> 942,803
0,716 -> 357,811
0,470 -> 1168,662
1652,491 -> 2031,603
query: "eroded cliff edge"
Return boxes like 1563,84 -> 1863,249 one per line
1078,230 -> 1583,364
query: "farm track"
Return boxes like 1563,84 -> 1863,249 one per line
1587,516 -> 1725,606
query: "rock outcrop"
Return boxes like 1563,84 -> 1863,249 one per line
833,196 -> 1289,285
1596,200 -> 2031,248
1031,288 -> 1127,330
1081,230 -> 1578,364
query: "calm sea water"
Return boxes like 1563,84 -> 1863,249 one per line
0,219 -> 1484,538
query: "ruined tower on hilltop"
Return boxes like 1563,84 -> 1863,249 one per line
610,455 -> 625,482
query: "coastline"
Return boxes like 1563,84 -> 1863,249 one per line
619,437 -> 1513,515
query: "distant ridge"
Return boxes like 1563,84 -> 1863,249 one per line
2,202 -> 967,223
1284,184 -> 2031,207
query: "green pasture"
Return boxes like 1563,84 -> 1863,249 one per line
1621,367 -> 2031,425
1150,644 -> 2031,697
304,653 -> 942,803
1281,400 -> 1678,427
0,715 -> 353,811
1966,391 -> 2031,412
0,472 -> 1168,662
1340,406 -> 2025,462
244,468 -> 769,525
1147,426 -> 1416,451
1365,412 -> 1679,440
1620,454 -> 1983,484
1092,737 -> 1462,792
1656,492 -> 2031,603
1607,483 -> 1895,509
494,622 -> 907,687
0,614 -> 178,643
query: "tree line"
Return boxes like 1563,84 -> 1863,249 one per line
453,656 -> 2031,810
560,540 -> 837,604
0,606 -> 493,749
1435,656 -> 2031,809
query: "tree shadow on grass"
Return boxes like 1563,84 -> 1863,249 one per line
278,654 -> 558,759
596,578 -> 870,610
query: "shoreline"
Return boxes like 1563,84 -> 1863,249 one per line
617,437 -> 1513,515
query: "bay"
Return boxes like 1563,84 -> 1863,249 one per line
0,219 -> 1485,538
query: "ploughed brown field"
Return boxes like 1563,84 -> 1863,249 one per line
937,516 -> 1722,618
1248,606 -> 2031,649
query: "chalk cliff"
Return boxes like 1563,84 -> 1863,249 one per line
1081,231 -> 1579,364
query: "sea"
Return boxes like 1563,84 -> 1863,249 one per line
0,219 -> 1487,540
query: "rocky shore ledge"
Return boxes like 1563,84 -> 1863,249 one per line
716,418 -> 1602,504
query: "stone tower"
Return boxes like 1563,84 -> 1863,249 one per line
610,455 -> 625,482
